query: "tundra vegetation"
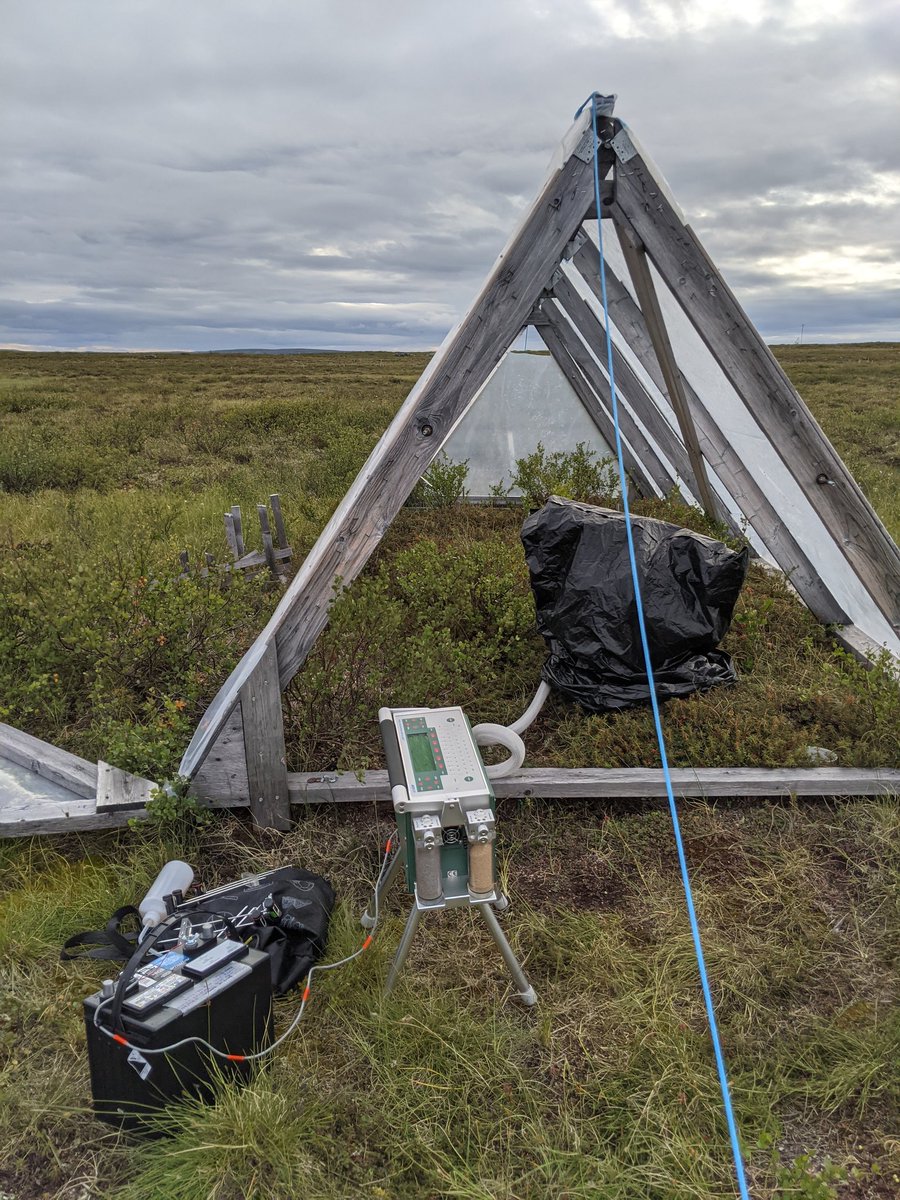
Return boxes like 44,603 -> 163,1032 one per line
0,345 -> 898,1199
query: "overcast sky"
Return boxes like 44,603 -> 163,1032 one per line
2,0 -> 898,351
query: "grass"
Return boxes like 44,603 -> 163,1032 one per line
0,344 -> 898,1198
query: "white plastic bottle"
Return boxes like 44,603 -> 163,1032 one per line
138,860 -> 194,928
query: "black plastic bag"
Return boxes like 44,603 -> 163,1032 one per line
521,498 -> 749,712
176,867 -> 335,995
63,866 -> 335,996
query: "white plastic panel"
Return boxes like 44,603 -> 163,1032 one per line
0,754 -> 84,808
579,223 -> 898,655
441,350 -> 614,497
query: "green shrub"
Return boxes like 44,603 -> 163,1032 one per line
511,441 -> 620,508
408,452 -> 469,507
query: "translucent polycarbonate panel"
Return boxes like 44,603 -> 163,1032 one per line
440,350 -> 615,497
579,224 -> 898,655
0,754 -> 83,809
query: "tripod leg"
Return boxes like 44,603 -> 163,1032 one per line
361,845 -> 404,929
477,902 -> 537,1006
385,903 -> 422,995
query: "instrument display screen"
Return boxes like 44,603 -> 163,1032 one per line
407,731 -> 438,775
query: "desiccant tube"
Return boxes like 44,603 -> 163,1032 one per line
414,843 -> 443,902
468,841 -> 494,896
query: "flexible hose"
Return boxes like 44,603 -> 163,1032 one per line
508,680 -> 551,736
472,681 -> 550,778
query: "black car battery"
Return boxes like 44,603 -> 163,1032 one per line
84,941 -> 273,1131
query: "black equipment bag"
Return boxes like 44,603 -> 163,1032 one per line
521,498 -> 749,713
62,866 -> 335,996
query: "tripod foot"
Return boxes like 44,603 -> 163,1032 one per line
478,902 -> 537,1008
360,910 -> 377,930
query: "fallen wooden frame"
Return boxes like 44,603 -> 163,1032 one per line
3,765 -> 897,838
179,495 -> 292,584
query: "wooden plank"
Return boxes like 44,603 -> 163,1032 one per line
831,624 -> 899,672
551,270 -> 725,522
611,138 -> 900,634
3,763 -> 897,838
232,546 -> 293,571
224,512 -> 239,559
614,224 -> 719,521
179,107 -> 610,780
230,506 -> 245,557
572,245 -> 850,627
0,722 -> 98,798
257,504 -> 281,580
96,761 -> 157,812
539,302 -> 672,497
0,793 -> 141,837
284,766 -> 900,803
269,494 -> 288,549
238,640 -> 290,829
186,742 -> 900,805
190,705 -> 250,804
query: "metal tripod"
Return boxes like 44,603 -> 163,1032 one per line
361,847 -> 537,1006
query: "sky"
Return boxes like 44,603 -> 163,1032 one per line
2,0 -> 898,352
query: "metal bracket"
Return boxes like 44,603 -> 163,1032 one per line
571,128 -> 594,164
610,128 -> 638,164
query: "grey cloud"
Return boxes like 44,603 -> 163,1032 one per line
1,1 -> 898,350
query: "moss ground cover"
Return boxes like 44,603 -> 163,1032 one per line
0,345 -> 898,1198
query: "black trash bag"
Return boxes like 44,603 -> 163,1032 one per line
521,497 -> 749,712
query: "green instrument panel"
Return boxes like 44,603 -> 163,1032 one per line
402,717 -> 447,791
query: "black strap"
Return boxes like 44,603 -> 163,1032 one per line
60,906 -> 143,962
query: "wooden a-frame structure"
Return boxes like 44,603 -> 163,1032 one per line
4,96 -> 899,837
155,95 -> 900,830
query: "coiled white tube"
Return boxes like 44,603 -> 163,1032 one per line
472,681 -> 551,779
472,723 -> 526,779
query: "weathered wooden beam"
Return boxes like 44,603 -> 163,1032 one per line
238,640 -> 291,830
96,762 -> 157,812
610,133 -> 900,634
572,243 -> 850,627
4,764 -> 897,838
232,546 -> 293,571
257,504 -> 281,581
539,307 -> 657,495
180,109 -> 611,780
230,506 -> 245,557
614,224 -> 719,521
0,722 -> 98,798
190,705 -> 249,804
269,494 -> 288,550
550,271 -> 737,534
224,512 -> 239,559
539,301 -> 673,498
269,766 -> 900,805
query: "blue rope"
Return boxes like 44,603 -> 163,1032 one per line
580,92 -> 751,1200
